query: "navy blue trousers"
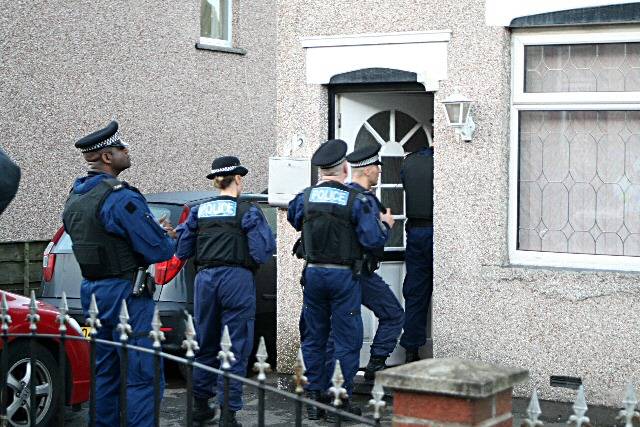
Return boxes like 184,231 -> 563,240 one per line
361,272 -> 404,358
192,266 -> 255,412
81,279 -> 163,427
399,226 -> 434,351
321,272 -> 404,367
302,267 -> 362,396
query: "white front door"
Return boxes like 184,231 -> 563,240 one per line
335,91 -> 434,367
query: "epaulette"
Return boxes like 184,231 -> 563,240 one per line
103,178 -> 128,192
356,193 -> 368,203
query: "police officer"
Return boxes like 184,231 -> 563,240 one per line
345,145 -> 404,380
288,139 -> 392,419
399,144 -> 434,363
62,121 -> 176,427
175,156 -> 275,427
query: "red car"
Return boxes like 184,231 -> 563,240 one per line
0,290 -> 90,426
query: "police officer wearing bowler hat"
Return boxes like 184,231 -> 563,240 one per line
399,143 -> 434,363
344,144 -> 404,379
175,156 -> 275,426
287,139 -> 392,419
62,121 -> 176,427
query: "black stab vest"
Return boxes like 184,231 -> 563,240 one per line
402,151 -> 434,222
62,178 -> 141,280
195,197 -> 258,272
301,181 -> 364,265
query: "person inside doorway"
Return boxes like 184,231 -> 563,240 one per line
399,138 -> 434,363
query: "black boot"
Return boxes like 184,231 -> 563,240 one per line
364,356 -> 387,381
405,349 -> 421,364
326,398 -> 362,423
194,397 -> 217,423
218,410 -> 242,427
305,390 -> 325,420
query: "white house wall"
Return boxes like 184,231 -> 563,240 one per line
275,0 -> 639,408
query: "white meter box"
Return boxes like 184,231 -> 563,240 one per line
268,157 -> 312,207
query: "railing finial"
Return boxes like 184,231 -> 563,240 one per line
57,291 -> 69,333
182,313 -> 199,358
617,383 -> 640,427
1,292 -> 12,332
328,360 -> 347,407
27,290 -> 40,332
567,385 -> 591,427
86,293 -> 101,336
149,307 -> 165,349
253,336 -> 270,382
293,348 -> 307,394
521,389 -> 543,427
217,324 -> 236,370
368,380 -> 386,421
117,299 -> 132,342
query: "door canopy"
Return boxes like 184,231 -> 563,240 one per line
301,31 -> 451,91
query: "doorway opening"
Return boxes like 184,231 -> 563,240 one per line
328,85 -> 435,367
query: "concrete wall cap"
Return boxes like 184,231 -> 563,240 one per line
376,358 -> 529,398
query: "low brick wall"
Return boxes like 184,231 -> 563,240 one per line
378,358 -> 528,427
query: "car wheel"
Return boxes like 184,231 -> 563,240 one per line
3,340 -> 59,427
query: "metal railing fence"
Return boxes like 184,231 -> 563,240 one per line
0,291 -> 385,426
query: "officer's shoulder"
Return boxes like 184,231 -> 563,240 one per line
404,151 -> 419,159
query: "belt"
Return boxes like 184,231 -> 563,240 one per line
307,263 -> 351,270
407,218 -> 433,228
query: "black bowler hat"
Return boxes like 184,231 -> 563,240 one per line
311,139 -> 347,168
75,121 -> 129,153
346,144 -> 383,168
206,156 -> 249,179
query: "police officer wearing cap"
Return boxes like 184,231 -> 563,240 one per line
399,144 -> 434,363
62,121 -> 176,427
344,145 -> 404,380
175,156 -> 275,426
287,139 -> 391,419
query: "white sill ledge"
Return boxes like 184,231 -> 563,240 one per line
195,43 -> 246,55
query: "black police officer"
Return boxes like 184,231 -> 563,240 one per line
62,121 -> 175,426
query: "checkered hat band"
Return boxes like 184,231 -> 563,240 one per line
350,155 -> 379,167
322,156 -> 346,169
210,165 -> 243,175
80,130 -> 123,153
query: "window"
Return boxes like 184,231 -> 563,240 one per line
200,0 -> 232,47
354,109 -> 432,251
510,29 -> 640,271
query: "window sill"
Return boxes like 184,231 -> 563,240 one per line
195,43 -> 246,55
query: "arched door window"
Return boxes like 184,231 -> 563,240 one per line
354,110 -> 432,250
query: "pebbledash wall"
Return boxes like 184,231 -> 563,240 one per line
274,0 -> 640,408
0,1 -> 277,243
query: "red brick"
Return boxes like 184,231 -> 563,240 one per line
495,388 -> 513,416
393,391 -> 495,423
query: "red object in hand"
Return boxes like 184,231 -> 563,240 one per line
154,205 -> 189,285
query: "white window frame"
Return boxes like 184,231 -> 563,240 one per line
509,27 -> 640,272
199,0 -> 233,48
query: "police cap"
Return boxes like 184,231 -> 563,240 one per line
346,144 -> 383,168
206,156 -> 249,180
75,121 -> 129,153
311,139 -> 347,168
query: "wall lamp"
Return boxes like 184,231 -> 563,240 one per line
441,92 -> 476,142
